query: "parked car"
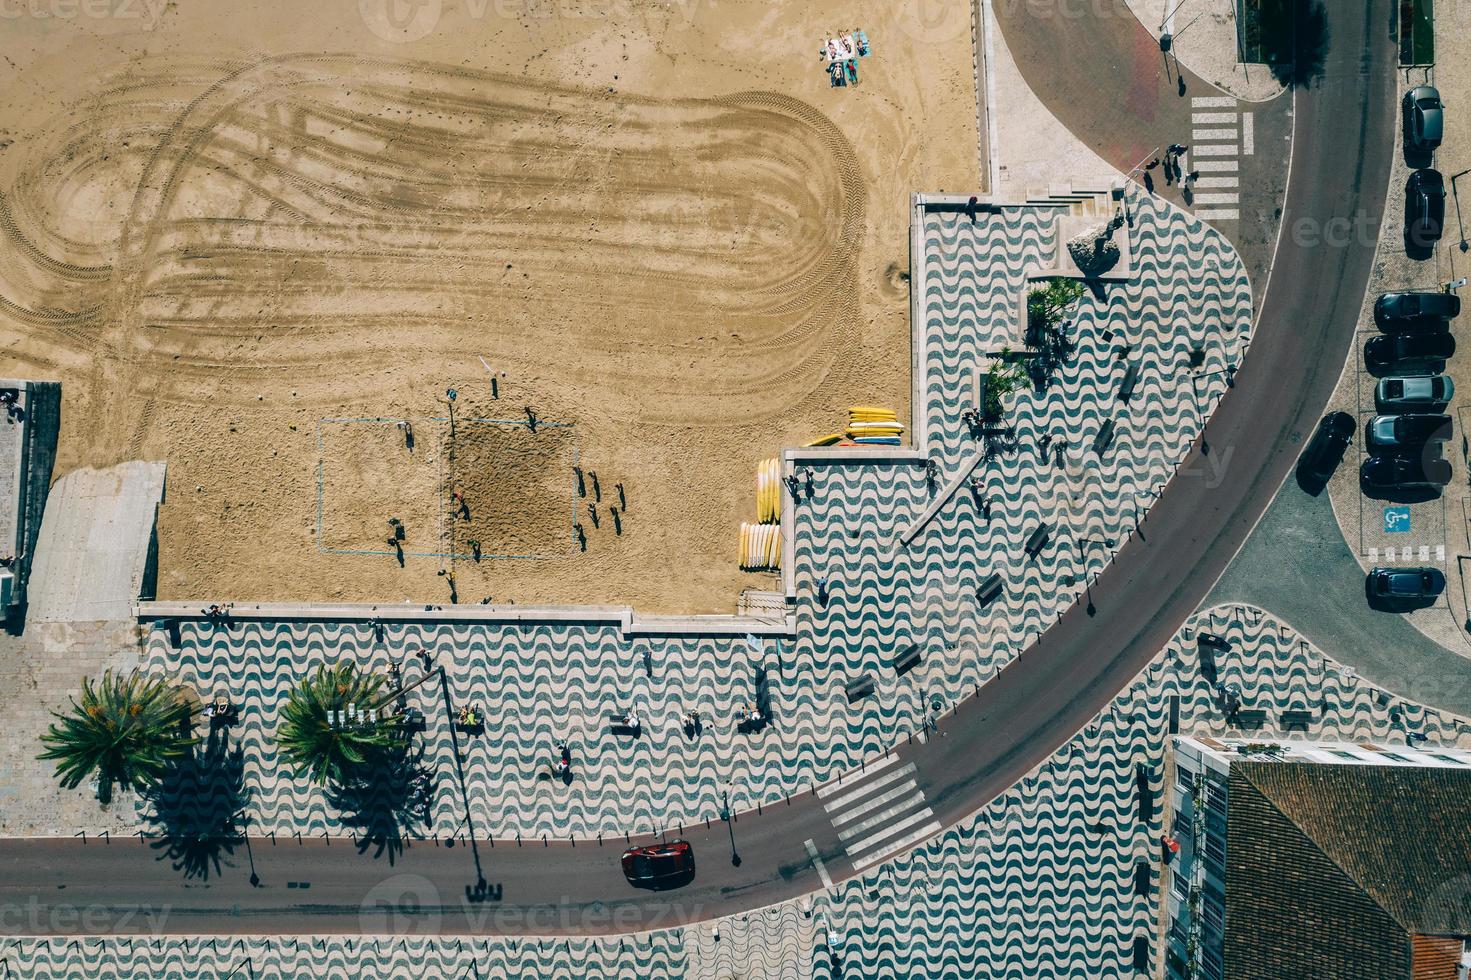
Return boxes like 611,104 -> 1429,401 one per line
1298,411 -> 1354,481
1364,332 -> 1455,372
1367,566 -> 1446,606
1374,290 -> 1460,330
1360,454 -> 1453,490
1364,413 -> 1452,452
1405,169 -> 1446,246
1375,375 -> 1454,412
621,839 -> 695,889
1403,85 -> 1444,153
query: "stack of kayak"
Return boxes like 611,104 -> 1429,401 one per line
739,522 -> 782,571
845,406 -> 903,445
741,457 -> 783,571
755,457 -> 781,524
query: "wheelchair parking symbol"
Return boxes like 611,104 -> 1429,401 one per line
1384,507 -> 1411,534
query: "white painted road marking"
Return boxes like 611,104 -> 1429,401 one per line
849,820 -> 945,872
820,754 -> 940,873
1187,97 -> 1247,221
1242,113 -> 1255,155
816,753 -> 900,799
804,839 -> 834,889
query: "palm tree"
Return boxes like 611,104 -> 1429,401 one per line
39,669 -> 195,806
276,663 -> 404,786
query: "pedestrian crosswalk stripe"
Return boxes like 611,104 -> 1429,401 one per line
832,780 -> 921,828
1192,96 -> 1236,108
1192,128 -> 1237,141
1194,209 -> 1240,220
1191,193 -> 1239,206
836,790 -> 928,840
815,752 -> 900,799
821,762 -> 913,810
1193,160 -> 1238,172
849,820 -> 945,872
1242,113 -> 1254,155
844,808 -> 939,858
1193,144 -> 1237,157
819,753 -> 940,873
1192,112 -> 1235,124
1195,176 -> 1238,189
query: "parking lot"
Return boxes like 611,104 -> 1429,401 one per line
1320,44 -> 1471,648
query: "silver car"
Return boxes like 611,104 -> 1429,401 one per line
1365,413 -> 1452,452
1403,85 -> 1444,152
1375,375 -> 1454,412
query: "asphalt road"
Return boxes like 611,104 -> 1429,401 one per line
1210,481 -> 1471,715
0,0 -> 1398,937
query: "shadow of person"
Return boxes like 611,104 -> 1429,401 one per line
325,739 -> 436,865
142,729 -> 251,881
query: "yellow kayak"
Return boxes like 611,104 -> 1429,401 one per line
804,433 -> 845,447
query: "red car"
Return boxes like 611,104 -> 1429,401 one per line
621,839 -> 695,890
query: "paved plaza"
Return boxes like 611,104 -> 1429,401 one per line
21,188 -> 1261,846
8,603 -> 1465,977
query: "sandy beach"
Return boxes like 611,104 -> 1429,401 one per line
0,0 -> 978,612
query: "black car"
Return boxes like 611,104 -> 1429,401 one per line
1360,454 -> 1453,490
1365,332 -> 1456,373
621,839 -> 695,889
1374,290 -> 1460,330
1367,566 -> 1446,606
1298,411 -> 1354,481
1403,85 -> 1444,153
1364,413 -> 1452,453
1406,169 -> 1446,246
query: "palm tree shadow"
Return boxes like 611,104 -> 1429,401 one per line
326,739 -> 436,865
142,730 -> 251,881
1264,0 -> 1329,88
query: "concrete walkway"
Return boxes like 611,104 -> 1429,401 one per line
1209,480 -> 1471,716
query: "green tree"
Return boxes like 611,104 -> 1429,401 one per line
276,663 -> 404,786
1026,279 -> 1085,345
981,347 -> 1032,422
39,669 -> 195,806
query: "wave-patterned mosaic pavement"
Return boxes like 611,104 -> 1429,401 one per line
13,604 -> 1467,978
911,187 -> 1252,655
124,189 -> 1251,844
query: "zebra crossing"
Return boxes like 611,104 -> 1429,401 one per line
818,753 -> 941,873
1188,96 -> 1253,222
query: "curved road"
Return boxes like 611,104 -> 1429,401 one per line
0,0 -> 1397,937
1211,481 -> 1471,714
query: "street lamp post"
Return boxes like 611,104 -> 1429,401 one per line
721,789 -> 741,867
1449,169 -> 1471,253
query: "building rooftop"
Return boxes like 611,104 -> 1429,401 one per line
1235,762 -> 1471,938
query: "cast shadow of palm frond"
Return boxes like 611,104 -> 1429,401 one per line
325,739 -> 436,865
141,730 -> 251,881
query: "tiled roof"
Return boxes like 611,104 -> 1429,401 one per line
1236,762 -> 1471,936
